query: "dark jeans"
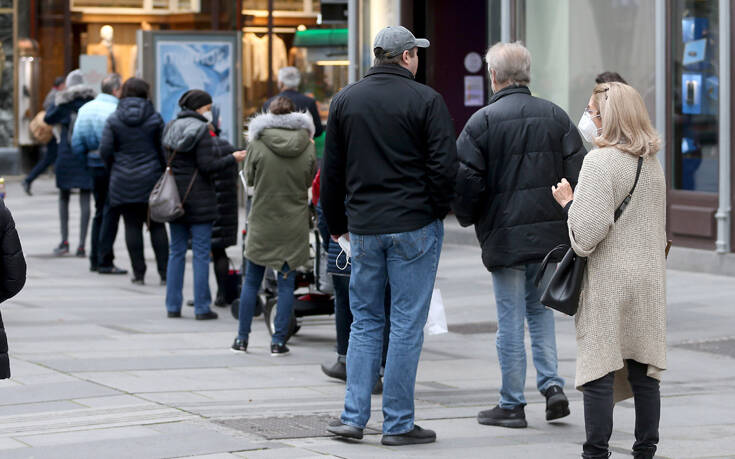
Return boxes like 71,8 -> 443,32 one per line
332,274 -> 389,366
118,203 -> 169,279
89,168 -> 114,268
25,141 -> 57,184
238,260 -> 295,345
97,203 -> 122,268
583,360 -> 660,458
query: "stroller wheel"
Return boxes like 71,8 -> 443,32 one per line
230,295 -> 266,320
230,299 -> 239,319
264,298 -> 298,342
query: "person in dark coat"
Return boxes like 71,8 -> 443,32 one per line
451,42 -> 586,429
22,76 -> 65,196
44,70 -> 96,257
99,77 -> 169,285
0,200 -> 28,379
209,122 -> 239,306
161,89 -> 246,320
262,67 -> 324,139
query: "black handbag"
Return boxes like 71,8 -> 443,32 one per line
534,156 -> 644,316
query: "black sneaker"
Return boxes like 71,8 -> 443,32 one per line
195,311 -> 218,320
75,247 -> 86,257
98,265 -> 128,275
167,311 -> 181,318
270,343 -> 289,356
131,277 -> 144,285
544,385 -> 570,421
326,419 -> 363,440
53,242 -> 69,256
477,405 -> 527,428
90,264 -> 98,272
321,360 -> 346,381
231,337 -> 248,353
21,180 -> 32,196
381,425 -> 436,446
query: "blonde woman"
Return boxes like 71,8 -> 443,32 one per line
551,82 -> 666,459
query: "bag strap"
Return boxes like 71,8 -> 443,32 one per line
534,243 -> 570,287
613,156 -> 644,222
166,149 -> 177,168
181,170 -> 198,205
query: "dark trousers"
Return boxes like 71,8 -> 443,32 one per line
332,274 -> 389,366
89,168 -> 114,268
25,142 -> 57,184
212,247 -> 230,301
118,203 -> 169,279
97,203 -> 122,268
583,359 -> 660,458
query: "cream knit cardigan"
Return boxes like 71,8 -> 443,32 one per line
567,147 -> 667,402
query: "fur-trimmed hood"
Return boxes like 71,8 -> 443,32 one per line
248,111 -> 315,142
54,85 -> 97,106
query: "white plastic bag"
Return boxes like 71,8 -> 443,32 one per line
424,288 -> 448,335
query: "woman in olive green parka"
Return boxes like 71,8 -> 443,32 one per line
233,97 -> 317,356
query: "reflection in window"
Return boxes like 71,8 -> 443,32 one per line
672,0 -> 719,193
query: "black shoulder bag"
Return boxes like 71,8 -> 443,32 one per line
533,156 -> 644,316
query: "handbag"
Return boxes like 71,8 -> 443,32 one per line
534,156 -> 644,316
149,150 -> 198,223
29,111 -> 53,144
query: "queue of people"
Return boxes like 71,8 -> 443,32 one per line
19,26 -> 666,459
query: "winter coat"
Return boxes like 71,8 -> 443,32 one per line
0,200 -> 28,379
263,89 -> 324,138
245,111 -> 316,272
100,97 -> 166,208
321,64 -> 458,236
211,134 -> 239,249
161,110 -> 237,225
44,85 -> 97,190
452,85 -> 587,271
567,148 -> 667,402
72,93 -> 119,169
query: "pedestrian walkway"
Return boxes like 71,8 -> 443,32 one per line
0,177 -> 733,458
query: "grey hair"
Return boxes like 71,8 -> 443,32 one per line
485,41 -> 531,85
278,66 -> 301,89
100,73 -> 122,95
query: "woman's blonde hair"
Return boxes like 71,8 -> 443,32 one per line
592,82 -> 661,157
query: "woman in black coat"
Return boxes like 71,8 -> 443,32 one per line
210,125 -> 239,306
44,70 -> 95,257
161,90 -> 246,320
0,200 -> 28,379
99,78 -> 168,285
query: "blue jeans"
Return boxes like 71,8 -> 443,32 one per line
491,263 -> 564,409
237,260 -> 295,345
341,219 -> 443,435
166,222 -> 212,315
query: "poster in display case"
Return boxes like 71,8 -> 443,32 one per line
138,31 -> 243,146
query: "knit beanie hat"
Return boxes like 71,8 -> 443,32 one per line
178,89 -> 212,111
65,69 -> 85,88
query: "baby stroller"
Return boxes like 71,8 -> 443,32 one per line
231,172 -> 334,343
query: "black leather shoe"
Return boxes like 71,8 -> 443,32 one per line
544,385 -> 570,421
167,311 -> 181,318
231,338 -> 248,353
131,277 -> 144,285
90,265 -> 98,272
321,360 -> 347,381
477,405 -> 527,428
22,180 -> 32,196
381,425 -> 436,446
98,265 -> 128,275
326,419 -> 363,440
195,311 -> 218,320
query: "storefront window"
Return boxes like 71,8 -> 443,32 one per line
517,0 -> 656,128
0,7 -> 13,147
243,0 -> 315,12
671,0 -> 719,193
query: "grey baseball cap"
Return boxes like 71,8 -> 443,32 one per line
373,26 -> 430,57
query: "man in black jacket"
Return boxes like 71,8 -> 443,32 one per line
452,42 -> 586,429
321,26 -> 457,446
262,67 -> 324,138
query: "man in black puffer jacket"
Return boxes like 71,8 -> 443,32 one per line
452,42 -> 586,429
0,200 -> 27,379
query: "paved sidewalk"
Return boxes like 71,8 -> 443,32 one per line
1,177 -> 734,459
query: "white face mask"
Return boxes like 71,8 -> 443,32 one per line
335,235 -> 351,271
577,111 -> 601,143
202,111 -> 213,124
